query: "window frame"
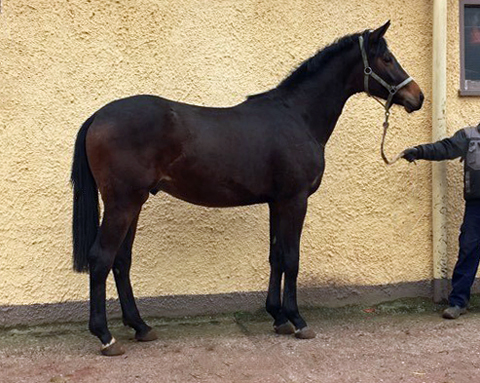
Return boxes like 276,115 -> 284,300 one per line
460,0 -> 480,96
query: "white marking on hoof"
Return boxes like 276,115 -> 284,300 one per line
102,337 -> 116,350
295,327 -> 307,334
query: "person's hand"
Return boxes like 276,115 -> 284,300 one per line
402,147 -> 419,162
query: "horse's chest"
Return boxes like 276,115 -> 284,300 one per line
308,167 -> 325,194
277,142 -> 325,195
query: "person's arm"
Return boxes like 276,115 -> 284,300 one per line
403,129 -> 468,162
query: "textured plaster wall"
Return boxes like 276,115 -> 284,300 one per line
0,0 -> 433,307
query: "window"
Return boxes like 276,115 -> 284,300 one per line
460,1 -> 480,95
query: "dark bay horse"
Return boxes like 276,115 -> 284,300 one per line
71,21 -> 424,356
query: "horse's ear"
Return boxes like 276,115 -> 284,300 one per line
369,20 -> 390,45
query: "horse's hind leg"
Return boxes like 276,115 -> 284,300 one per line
269,196 -> 315,339
88,194 -> 147,356
113,214 -> 157,342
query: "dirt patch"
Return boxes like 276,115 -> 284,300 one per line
1,297 -> 480,383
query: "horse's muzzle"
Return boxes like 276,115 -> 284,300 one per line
400,82 -> 424,113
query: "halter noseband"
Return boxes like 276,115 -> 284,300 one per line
358,34 -> 413,112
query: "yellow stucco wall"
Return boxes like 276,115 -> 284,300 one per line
0,0 -> 437,307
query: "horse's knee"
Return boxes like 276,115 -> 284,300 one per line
283,255 -> 299,276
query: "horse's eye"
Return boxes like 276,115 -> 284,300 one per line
383,55 -> 392,64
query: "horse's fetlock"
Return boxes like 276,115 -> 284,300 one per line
266,301 -> 281,316
283,307 -> 298,319
121,316 -> 136,328
89,319 -> 105,337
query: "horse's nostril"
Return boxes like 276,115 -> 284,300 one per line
419,92 -> 425,103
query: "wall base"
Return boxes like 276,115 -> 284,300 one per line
0,280 -> 438,327
433,278 -> 449,303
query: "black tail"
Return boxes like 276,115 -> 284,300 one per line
71,114 -> 98,273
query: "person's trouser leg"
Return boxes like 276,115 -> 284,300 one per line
449,201 -> 480,308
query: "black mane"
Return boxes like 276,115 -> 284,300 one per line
248,30 -> 388,99
277,32 -> 362,91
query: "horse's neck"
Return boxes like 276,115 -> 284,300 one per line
288,49 -> 362,146
306,86 -> 351,146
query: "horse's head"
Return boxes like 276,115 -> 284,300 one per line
359,21 -> 424,113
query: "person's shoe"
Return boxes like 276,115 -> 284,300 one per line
442,305 -> 467,319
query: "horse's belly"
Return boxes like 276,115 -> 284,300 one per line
154,177 -> 268,208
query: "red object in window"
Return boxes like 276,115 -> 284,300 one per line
470,27 -> 480,44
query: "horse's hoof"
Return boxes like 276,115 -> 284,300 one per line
101,339 -> 125,356
274,322 -> 295,335
295,327 -> 316,339
135,328 -> 158,342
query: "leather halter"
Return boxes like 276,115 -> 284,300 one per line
358,33 -> 414,165
358,34 -> 413,112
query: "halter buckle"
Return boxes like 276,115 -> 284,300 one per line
364,67 -> 372,75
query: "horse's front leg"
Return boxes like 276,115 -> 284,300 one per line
266,203 -> 294,335
268,195 -> 316,339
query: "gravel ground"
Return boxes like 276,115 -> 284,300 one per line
1,297 -> 480,383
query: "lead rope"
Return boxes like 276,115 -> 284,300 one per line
368,96 -> 405,165
380,111 -> 405,165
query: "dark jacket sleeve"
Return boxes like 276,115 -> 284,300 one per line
415,129 -> 468,161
